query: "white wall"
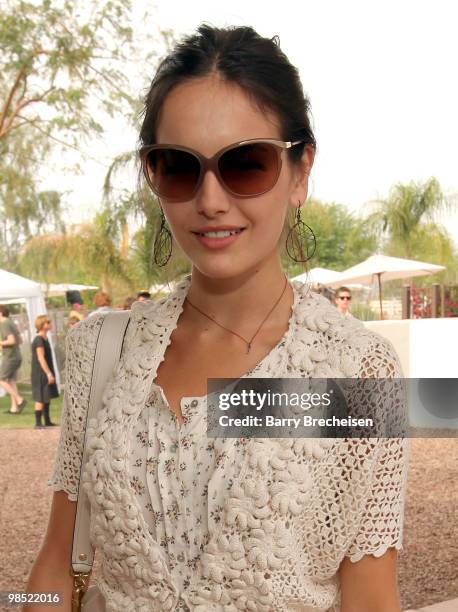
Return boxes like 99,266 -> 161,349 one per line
365,319 -> 458,431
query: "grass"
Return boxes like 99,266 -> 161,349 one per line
0,383 -> 63,429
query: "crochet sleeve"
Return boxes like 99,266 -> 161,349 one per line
345,332 -> 410,562
48,315 -> 105,501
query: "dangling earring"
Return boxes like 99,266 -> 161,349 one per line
286,203 -> 316,263
153,209 -> 172,267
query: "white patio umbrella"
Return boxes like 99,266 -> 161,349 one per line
292,267 -> 342,286
327,254 -> 446,318
291,268 -> 369,290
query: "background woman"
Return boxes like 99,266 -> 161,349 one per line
31,315 -> 59,428
0,304 -> 26,414
26,25 -> 408,612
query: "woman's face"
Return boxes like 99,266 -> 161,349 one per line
155,75 -> 314,280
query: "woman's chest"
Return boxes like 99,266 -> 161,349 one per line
154,330 -> 282,419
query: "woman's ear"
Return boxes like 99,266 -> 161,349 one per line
290,145 -> 315,206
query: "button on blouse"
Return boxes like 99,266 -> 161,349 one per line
126,287 -> 299,594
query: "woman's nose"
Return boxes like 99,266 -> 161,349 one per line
194,169 -> 231,217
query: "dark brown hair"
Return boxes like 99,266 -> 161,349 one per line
139,25 -> 316,163
0,305 -> 10,317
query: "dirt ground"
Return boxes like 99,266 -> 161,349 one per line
0,430 -> 456,611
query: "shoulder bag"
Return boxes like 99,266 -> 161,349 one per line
70,311 -> 130,612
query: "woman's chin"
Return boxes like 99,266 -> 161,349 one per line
192,260 -> 250,281
191,256 -> 279,283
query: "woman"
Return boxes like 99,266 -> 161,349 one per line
26,25 -> 408,611
31,315 -> 59,428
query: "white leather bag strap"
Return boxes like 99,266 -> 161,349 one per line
71,310 -> 130,574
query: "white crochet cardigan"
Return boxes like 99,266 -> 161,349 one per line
50,277 -> 409,612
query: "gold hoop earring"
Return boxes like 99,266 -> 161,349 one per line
285,202 -> 316,263
153,209 -> 172,267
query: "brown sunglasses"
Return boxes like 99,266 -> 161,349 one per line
139,138 -> 306,202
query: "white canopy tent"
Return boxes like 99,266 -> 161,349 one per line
0,269 -> 60,386
41,282 -> 98,297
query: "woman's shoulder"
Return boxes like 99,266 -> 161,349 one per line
292,280 -> 368,339
291,280 -> 402,377
32,335 -> 45,347
66,312 -> 106,361
129,276 -> 191,326
1,318 -> 16,334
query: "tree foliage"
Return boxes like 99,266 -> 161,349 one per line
290,199 -> 377,272
0,0 -> 169,267
0,0 -> 138,147
102,150 -> 191,288
364,177 -> 458,285
18,211 -> 132,294
367,177 -> 453,258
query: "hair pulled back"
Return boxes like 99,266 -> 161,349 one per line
140,24 -> 316,162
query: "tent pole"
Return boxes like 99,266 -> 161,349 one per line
377,273 -> 383,320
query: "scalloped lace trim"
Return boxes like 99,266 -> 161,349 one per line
347,541 -> 404,563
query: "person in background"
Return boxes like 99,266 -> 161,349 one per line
137,290 -> 151,302
67,316 -> 80,330
122,296 -> 136,310
68,302 -> 85,322
0,305 -> 27,414
334,286 -> 353,317
66,290 -> 86,322
31,315 -> 59,428
88,291 -> 113,316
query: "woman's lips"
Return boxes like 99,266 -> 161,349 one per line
192,227 -> 246,249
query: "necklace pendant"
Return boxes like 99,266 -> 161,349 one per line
246,343 -> 251,354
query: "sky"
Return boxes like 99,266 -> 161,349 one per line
52,0 -> 458,242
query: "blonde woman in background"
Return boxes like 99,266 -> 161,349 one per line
31,315 -> 59,429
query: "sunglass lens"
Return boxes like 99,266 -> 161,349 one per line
219,143 -> 279,196
145,149 -> 200,200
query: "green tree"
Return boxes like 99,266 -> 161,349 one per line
367,178 -> 454,258
19,211 -> 133,294
283,200 -> 377,275
0,130 -> 65,268
102,147 -> 190,288
389,222 -> 458,285
0,0 -> 169,267
0,0 -> 138,147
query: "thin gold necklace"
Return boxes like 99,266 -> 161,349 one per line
185,276 -> 289,354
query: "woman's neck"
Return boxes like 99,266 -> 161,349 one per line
39,330 -> 47,339
185,260 -> 292,331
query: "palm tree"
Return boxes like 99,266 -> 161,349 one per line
103,151 -> 190,289
19,214 -> 134,294
368,178 -> 453,258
